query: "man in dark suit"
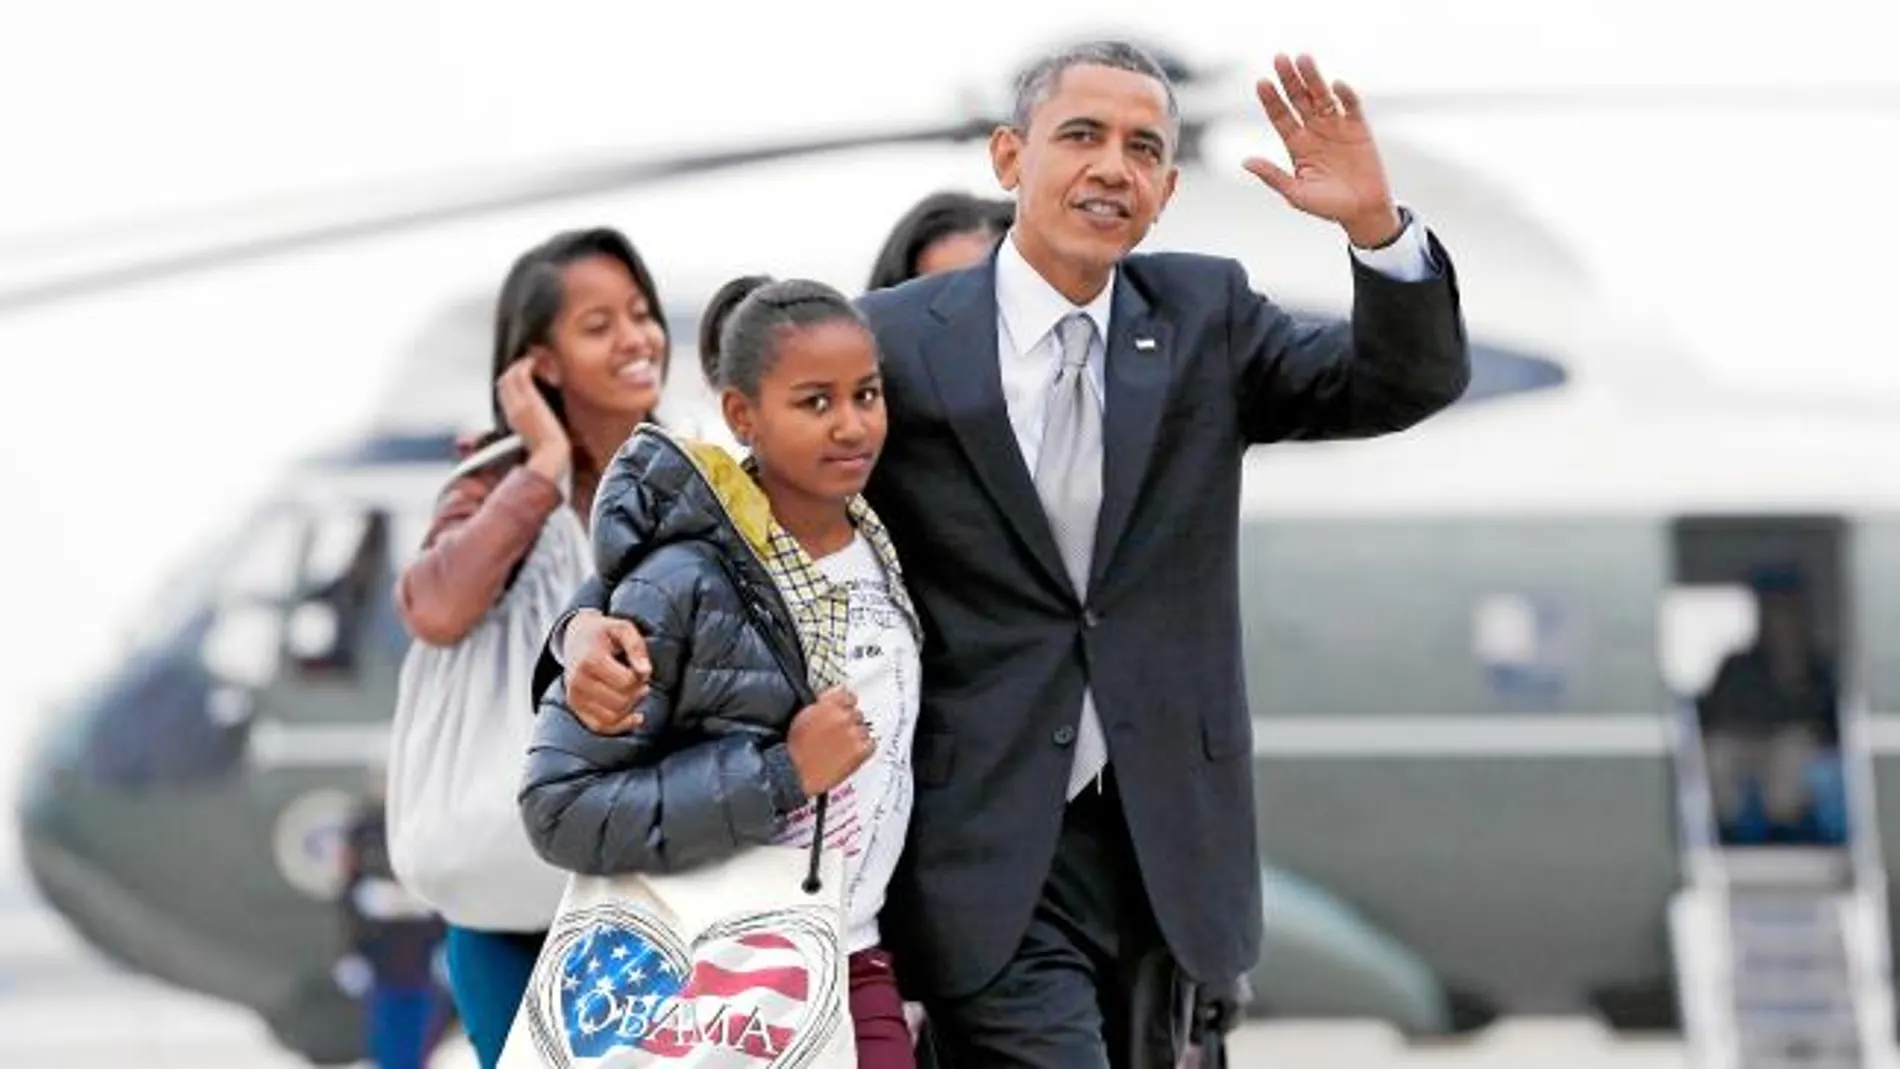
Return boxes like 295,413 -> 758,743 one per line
545,41 -> 1467,1067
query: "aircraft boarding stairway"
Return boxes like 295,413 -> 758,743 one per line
1670,699 -> 1897,1069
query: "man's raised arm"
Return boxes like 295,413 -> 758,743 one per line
1228,53 -> 1469,443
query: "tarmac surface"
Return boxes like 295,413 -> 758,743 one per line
0,876 -> 1692,1069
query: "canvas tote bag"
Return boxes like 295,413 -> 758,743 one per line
498,566 -> 856,1068
496,819 -> 855,1069
385,435 -> 589,932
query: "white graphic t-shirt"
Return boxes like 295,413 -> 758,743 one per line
771,535 -> 920,953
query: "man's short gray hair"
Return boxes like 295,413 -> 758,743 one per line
1008,40 -> 1180,138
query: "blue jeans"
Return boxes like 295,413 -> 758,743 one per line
443,926 -> 545,1068
367,983 -> 444,1069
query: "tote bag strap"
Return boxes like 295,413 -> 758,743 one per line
450,433 -> 527,481
714,557 -> 834,897
758,621 -> 831,897
801,795 -> 831,895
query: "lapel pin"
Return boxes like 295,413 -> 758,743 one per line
1133,337 -> 1156,351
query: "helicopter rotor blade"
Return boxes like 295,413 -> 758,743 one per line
7,79 -> 1897,317
0,117 -> 997,316
1362,82 -> 1900,116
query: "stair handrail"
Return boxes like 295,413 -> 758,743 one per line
1834,684 -> 1895,1067
1674,694 -> 1729,890
1671,692 -> 1740,1069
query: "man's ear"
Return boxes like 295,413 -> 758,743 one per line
989,126 -> 1023,191
529,344 -> 562,387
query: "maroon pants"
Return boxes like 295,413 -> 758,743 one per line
849,947 -> 916,1069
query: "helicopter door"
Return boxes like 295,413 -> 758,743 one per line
1661,516 -> 1891,1068
1666,515 -> 1850,848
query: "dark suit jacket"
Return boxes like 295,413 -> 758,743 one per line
535,236 -> 1470,1002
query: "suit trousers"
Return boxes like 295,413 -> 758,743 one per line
923,770 -> 1195,1068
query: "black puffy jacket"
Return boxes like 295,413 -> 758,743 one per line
518,427 -> 817,876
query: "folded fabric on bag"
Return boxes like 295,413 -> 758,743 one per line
385,435 -> 585,932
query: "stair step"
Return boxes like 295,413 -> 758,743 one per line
1739,1039 -> 1864,1057
1735,945 -> 1850,968
1719,847 -> 1853,890
1736,1025 -> 1860,1044
1734,958 -> 1853,976
1735,986 -> 1856,1009
1735,1000 -> 1858,1023
1731,917 -> 1845,936
1738,1046 -> 1863,1068
1733,964 -> 1851,987
1730,923 -> 1849,951
1730,910 -> 1845,933
1730,903 -> 1845,930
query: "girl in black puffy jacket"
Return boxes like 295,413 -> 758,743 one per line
520,276 -> 924,1068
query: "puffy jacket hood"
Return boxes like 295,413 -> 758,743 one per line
592,425 -> 777,593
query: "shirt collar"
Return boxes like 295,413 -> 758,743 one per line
995,228 -> 1114,356
736,453 -> 918,631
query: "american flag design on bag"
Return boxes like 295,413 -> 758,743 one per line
516,901 -> 848,1068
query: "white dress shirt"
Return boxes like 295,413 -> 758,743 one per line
992,210 -> 1439,472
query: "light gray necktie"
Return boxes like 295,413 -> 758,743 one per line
1034,312 -> 1109,800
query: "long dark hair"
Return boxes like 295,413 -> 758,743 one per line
486,227 -> 669,440
865,191 -> 1014,292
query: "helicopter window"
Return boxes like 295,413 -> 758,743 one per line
285,602 -> 342,663
221,506 -> 308,602
75,632 -> 254,787
288,508 -> 393,676
1459,342 -> 1567,406
124,530 -> 235,652
1470,592 -> 1578,705
302,512 -> 372,589
200,601 -> 286,690
1283,312 -> 1565,408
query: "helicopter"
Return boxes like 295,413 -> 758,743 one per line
11,34 -> 1900,1066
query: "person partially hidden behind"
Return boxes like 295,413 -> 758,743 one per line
542,41 -> 1470,1067
335,780 -> 451,1069
1698,565 -> 1839,843
866,190 -> 1015,292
